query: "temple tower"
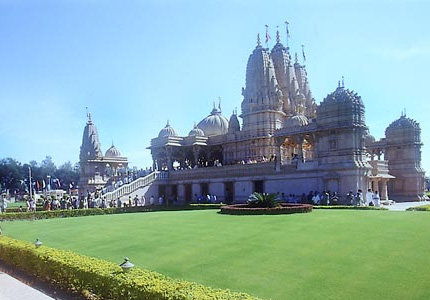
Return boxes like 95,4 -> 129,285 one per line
384,114 -> 426,200
240,35 -> 285,136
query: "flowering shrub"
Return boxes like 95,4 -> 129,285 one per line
0,236 -> 261,300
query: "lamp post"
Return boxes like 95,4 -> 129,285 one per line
28,167 -> 32,201
119,257 -> 134,273
47,175 -> 51,192
34,238 -> 43,248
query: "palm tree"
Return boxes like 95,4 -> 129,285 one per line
247,192 -> 280,208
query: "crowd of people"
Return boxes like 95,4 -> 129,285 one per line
277,188 -> 381,206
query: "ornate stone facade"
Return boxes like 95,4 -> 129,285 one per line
79,113 -> 128,194
147,31 -> 425,203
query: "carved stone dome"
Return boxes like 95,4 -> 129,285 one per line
188,124 -> 205,137
317,86 -> 366,127
105,144 -> 121,157
285,114 -> 309,127
385,114 -> 421,143
323,86 -> 363,105
197,106 -> 229,136
158,121 -> 178,138
386,114 -> 419,132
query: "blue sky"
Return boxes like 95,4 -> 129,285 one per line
0,0 -> 429,173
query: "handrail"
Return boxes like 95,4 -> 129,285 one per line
104,171 -> 168,201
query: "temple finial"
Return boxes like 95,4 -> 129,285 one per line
265,24 -> 271,47
257,33 -> 261,47
301,44 -> 306,64
166,119 -> 170,126
341,76 -> 345,88
338,80 -> 341,88
86,107 -> 92,123
218,96 -> 222,112
285,20 -> 290,49
295,52 -> 298,64
276,26 -> 280,43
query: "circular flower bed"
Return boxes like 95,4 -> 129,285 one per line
220,203 -> 313,215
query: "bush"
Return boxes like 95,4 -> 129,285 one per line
0,236 -> 261,300
247,193 -> 280,208
406,204 -> 430,211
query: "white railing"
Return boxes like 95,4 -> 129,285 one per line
104,171 -> 168,201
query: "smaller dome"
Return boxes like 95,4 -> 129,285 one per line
386,114 -> 419,131
285,114 -> 310,127
105,144 -> 121,157
323,86 -> 363,105
158,121 -> 178,138
188,124 -> 205,137
197,104 -> 229,136
228,112 -> 240,133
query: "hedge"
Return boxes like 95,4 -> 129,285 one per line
0,236 -> 261,300
313,205 -> 388,210
220,203 -> 313,215
0,204 -> 223,222
406,204 -> 430,211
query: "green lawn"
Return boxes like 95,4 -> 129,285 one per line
2,210 -> 430,300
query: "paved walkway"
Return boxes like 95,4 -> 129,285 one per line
0,271 -> 54,300
382,201 -> 428,211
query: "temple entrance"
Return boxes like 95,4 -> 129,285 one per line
224,182 -> 234,204
185,184 -> 192,203
170,185 -> 178,205
158,185 -> 166,202
253,180 -> 264,193
201,183 -> 209,198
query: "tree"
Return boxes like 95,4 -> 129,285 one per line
0,158 -> 23,192
55,161 -> 80,189
40,156 -> 56,179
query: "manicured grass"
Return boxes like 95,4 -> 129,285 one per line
2,210 -> 430,300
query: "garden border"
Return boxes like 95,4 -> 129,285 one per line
220,203 -> 313,215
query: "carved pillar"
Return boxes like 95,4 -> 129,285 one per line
380,179 -> 388,200
275,137 -> 282,172
193,145 -> 200,167
297,136 -> 304,162
377,149 -> 382,160
166,146 -> 173,171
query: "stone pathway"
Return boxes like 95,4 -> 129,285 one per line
0,271 -> 55,300
382,201 -> 428,211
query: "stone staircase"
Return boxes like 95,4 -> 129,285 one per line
104,171 -> 168,201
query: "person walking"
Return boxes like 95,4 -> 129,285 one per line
149,195 -> 154,206
365,189 -> 373,206
354,190 -> 363,206
373,191 -> 380,207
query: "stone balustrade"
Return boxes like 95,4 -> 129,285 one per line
104,171 -> 168,201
